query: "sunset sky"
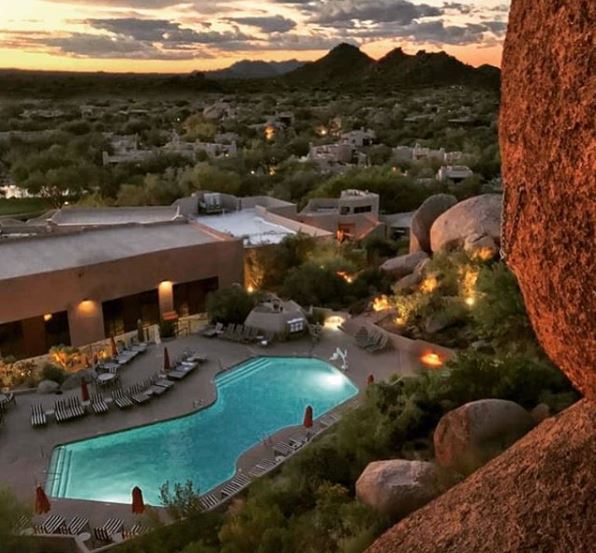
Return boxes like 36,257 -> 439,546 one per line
0,1 -> 510,73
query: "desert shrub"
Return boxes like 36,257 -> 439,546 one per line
41,363 -> 67,384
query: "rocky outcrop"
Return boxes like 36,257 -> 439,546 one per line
356,460 -> 440,520
429,194 -> 502,253
367,400 -> 596,553
500,0 -> 596,400
394,272 -> 422,293
433,399 -> 534,474
410,194 -> 458,253
37,380 -> 59,394
380,251 -> 429,278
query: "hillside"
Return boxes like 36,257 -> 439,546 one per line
206,59 -> 303,80
283,43 -> 500,89
0,69 -> 220,99
284,43 -> 376,86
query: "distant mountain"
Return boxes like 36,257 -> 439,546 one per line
207,59 -> 304,80
284,43 -> 374,86
282,43 -> 500,89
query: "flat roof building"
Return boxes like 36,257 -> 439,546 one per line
0,220 -> 243,359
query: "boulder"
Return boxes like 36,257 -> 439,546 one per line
433,399 -> 534,474
410,194 -> 458,253
394,272 -> 422,293
429,194 -> 502,253
500,0 -> 595,400
61,370 -> 97,391
463,233 -> 498,259
531,403 -> 551,424
37,380 -> 60,394
356,460 -> 440,520
366,400 -> 596,553
381,251 -> 429,279
424,310 -> 461,334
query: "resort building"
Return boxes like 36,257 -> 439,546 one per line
299,189 -> 384,241
436,165 -> 474,183
0,219 -> 243,359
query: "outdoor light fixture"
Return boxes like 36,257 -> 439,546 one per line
420,352 -> 443,368
43,313 -> 53,322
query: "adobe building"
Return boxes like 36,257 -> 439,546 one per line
0,219 -> 243,359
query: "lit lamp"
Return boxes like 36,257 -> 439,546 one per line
420,352 -> 443,368
43,313 -> 53,322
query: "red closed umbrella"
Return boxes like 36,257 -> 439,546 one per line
132,486 -> 145,514
367,374 -> 375,385
303,405 -> 313,429
163,347 -> 171,373
81,379 -> 89,402
35,486 -> 51,514
110,336 -> 118,358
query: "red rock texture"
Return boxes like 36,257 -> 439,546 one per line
366,400 -> 596,553
500,0 -> 596,399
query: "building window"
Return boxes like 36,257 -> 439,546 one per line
340,206 -> 350,215
0,321 -> 24,359
354,205 -> 372,213
174,277 -> 219,317
287,318 -> 305,333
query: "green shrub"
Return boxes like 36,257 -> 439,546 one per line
41,363 -> 67,384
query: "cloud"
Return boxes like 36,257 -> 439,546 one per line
229,16 -> 297,33
302,0 -> 442,26
42,0 -> 183,7
0,30 -> 209,59
85,17 -> 251,45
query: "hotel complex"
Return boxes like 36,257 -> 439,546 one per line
0,189 -> 385,359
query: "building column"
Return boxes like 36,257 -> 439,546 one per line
158,281 -> 175,319
67,300 -> 105,346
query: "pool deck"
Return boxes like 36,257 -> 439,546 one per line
0,320 -> 427,535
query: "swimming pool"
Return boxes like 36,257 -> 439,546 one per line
46,356 -> 358,505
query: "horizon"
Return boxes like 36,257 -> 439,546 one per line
0,1 -> 509,73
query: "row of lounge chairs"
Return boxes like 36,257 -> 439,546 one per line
54,397 -> 86,423
199,415 -> 345,511
354,326 -> 391,352
30,404 -> 47,427
16,513 -> 147,543
203,322 -> 275,345
97,341 -> 148,375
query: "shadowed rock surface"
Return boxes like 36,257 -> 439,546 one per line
500,0 -> 595,399
356,460 -> 440,520
367,2 -> 595,551
367,400 -> 596,553
433,399 -> 534,474
429,194 -> 502,253
409,194 -> 458,253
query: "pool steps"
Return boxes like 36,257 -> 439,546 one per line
216,357 -> 271,387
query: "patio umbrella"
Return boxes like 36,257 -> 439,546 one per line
131,486 -> 145,514
303,405 -> 313,429
163,347 -> 171,373
81,379 -> 90,402
137,319 -> 145,343
110,336 -> 118,358
35,486 -> 51,514
367,374 -> 375,385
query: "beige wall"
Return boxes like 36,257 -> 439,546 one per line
0,238 -> 243,347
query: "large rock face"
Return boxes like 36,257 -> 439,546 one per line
356,460 -> 439,520
380,251 -> 429,278
429,194 -> 502,253
500,0 -> 595,399
433,399 -> 534,474
410,194 -> 458,253
367,400 -> 596,553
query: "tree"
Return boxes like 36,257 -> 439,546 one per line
159,480 -> 203,521
281,263 -> 348,308
206,287 -> 259,325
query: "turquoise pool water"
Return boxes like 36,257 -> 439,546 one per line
46,356 -> 358,505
